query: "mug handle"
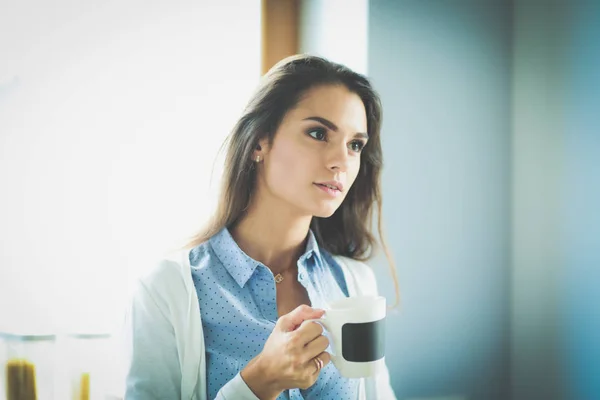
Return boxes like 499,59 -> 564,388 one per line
304,316 -> 329,331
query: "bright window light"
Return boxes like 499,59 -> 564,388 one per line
0,1 -> 261,338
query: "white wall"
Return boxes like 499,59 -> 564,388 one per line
0,0 -> 260,337
368,1 -> 511,399
298,0 -> 369,75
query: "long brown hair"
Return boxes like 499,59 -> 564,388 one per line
184,54 -> 399,306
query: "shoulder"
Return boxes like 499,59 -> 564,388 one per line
332,255 -> 379,296
130,248 -> 196,311
138,240 -> 214,287
139,253 -> 186,290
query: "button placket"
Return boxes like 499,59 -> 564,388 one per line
298,257 -> 322,310
250,265 -> 279,322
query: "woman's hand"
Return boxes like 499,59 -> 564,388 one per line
240,305 -> 332,400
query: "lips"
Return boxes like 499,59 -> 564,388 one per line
314,183 -> 342,197
315,183 -> 339,192
315,181 -> 343,192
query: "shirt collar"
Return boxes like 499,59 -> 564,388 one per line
208,226 -> 324,288
209,227 -> 258,288
300,229 -> 322,264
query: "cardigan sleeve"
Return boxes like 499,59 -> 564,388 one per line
123,258 -> 261,400
215,373 -> 261,400
123,278 -> 182,399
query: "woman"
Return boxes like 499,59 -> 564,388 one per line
123,54 -> 399,399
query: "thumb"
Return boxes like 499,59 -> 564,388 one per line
277,305 -> 325,332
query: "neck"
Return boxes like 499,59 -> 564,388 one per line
231,193 -> 312,275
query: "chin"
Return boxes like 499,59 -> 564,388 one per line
312,203 -> 340,218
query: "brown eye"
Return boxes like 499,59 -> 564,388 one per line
350,140 -> 366,152
307,127 -> 327,141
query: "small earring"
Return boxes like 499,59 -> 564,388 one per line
255,156 -> 261,163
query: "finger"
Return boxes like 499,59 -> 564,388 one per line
310,356 -> 324,374
303,335 -> 329,361
316,351 -> 331,369
308,351 -> 331,375
293,319 -> 324,344
277,305 -> 325,332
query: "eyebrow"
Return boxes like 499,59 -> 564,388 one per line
303,116 -> 369,139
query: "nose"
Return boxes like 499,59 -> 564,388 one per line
326,142 -> 350,173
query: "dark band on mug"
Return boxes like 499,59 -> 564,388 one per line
341,318 -> 386,362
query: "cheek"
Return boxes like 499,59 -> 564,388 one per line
265,140 -> 313,194
347,158 -> 362,188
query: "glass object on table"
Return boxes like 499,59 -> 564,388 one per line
63,333 -> 113,400
0,332 -> 57,400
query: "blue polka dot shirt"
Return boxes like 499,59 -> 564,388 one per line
190,227 -> 360,400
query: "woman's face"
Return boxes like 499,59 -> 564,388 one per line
256,84 -> 368,218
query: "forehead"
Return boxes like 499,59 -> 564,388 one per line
286,84 -> 368,131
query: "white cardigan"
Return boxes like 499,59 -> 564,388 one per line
123,249 -> 396,400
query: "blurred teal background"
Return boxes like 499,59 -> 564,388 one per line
365,1 -> 599,399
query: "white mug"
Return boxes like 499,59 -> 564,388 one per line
308,295 -> 387,378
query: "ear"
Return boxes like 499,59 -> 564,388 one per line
252,136 -> 270,160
